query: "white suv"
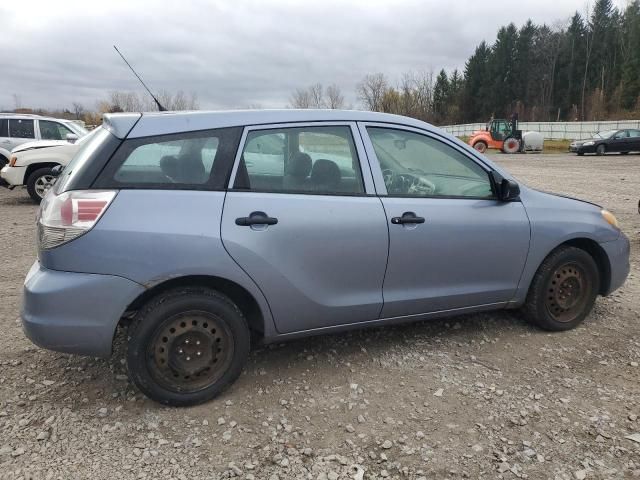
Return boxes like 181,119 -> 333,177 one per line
0,114 -> 88,168
1,128 -> 94,202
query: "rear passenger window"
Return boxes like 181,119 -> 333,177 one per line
9,119 -> 35,138
94,127 -> 241,190
235,125 -> 364,195
0,119 -> 8,137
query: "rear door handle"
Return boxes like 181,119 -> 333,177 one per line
391,211 -> 425,225
235,211 -> 278,226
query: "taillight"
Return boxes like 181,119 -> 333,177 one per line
37,190 -> 117,249
9,156 -> 17,167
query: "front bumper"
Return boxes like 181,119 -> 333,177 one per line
569,144 -> 596,154
0,165 -> 26,187
21,262 -> 145,357
600,233 -> 631,295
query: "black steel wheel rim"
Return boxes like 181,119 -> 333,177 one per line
147,311 -> 234,393
545,262 -> 591,323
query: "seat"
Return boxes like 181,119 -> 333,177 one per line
283,152 -> 312,191
159,155 -> 180,181
310,159 -> 341,192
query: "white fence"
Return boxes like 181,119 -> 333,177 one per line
442,120 -> 640,140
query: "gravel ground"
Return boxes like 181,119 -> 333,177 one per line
0,152 -> 639,480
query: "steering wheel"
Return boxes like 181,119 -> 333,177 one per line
382,169 -> 435,195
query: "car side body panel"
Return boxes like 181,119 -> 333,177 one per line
511,186 -> 624,304
38,190 -> 279,337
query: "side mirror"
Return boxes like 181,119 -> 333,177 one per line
491,171 -> 520,201
66,133 -> 78,143
51,165 -> 65,177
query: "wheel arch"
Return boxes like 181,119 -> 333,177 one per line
561,238 -> 611,294
25,162 -> 61,180
121,275 -> 266,338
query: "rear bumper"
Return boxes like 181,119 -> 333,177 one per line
600,233 -> 630,295
21,262 -> 145,357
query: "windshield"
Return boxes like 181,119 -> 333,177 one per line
63,121 -> 89,137
593,130 -> 617,139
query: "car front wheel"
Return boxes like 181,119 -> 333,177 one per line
596,144 -> 606,156
126,288 -> 251,406
522,246 -> 600,331
26,167 -> 57,203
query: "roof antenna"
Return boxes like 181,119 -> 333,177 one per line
113,45 -> 167,111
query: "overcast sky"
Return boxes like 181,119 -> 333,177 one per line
0,0 -> 627,111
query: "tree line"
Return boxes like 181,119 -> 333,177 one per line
291,0 -> 640,125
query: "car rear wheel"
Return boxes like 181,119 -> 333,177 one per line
473,141 -> 487,153
596,144 -> 606,156
26,167 -> 56,203
126,288 -> 251,406
522,246 -> 599,331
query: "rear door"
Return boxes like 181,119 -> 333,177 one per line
7,118 -> 36,150
359,123 -> 530,318
221,123 -> 388,334
627,129 -> 640,151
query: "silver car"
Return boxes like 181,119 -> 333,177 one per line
0,113 -> 87,167
22,110 -> 630,406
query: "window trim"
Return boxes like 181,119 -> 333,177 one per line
37,119 -> 74,141
92,127 -> 242,191
227,121 -> 376,196
8,118 -> 35,139
358,122 -> 500,201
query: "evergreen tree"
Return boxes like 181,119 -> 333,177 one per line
621,1 -> 640,109
433,69 -> 450,124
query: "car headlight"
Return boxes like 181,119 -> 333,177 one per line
583,141 -> 594,146
9,156 -> 17,167
601,209 -> 619,229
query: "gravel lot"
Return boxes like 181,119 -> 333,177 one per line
0,152 -> 638,480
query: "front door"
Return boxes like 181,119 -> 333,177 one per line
360,123 -> 531,318
221,123 -> 388,334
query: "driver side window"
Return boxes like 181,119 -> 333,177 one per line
366,127 -> 494,198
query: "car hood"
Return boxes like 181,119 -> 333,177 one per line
12,140 -> 70,153
533,188 -> 602,208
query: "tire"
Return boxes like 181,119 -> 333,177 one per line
0,155 -> 7,169
126,287 -> 251,407
502,137 -> 521,154
473,141 -> 487,153
522,246 -> 600,331
596,144 -> 606,156
577,152 -> 584,156
621,151 -> 629,155
26,167 -> 56,203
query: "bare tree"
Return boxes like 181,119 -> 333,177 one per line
308,83 -> 324,108
325,84 -> 345,109
72,102 -> 85,120
357,73 -> 388,111
98,90 -> 198,113
290,88 -> 312,108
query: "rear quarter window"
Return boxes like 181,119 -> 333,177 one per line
94,127 -> 241,190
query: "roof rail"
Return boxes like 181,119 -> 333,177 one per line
0,113 -> 44,117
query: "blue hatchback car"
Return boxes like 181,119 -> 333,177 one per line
22,110 -> 630,406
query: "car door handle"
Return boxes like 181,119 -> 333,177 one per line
391,212 -> 425,225
235,211 -> 278,226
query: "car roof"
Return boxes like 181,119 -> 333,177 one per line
104,109 -> 437,139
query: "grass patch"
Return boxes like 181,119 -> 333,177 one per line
543,139 -> 571,152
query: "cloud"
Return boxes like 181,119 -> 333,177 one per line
0,0 -> 625,111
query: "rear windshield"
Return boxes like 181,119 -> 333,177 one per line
54,127 -> 120,193
93,127 -> 242,190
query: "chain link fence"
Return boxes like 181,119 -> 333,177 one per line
442,120 -> 640,140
